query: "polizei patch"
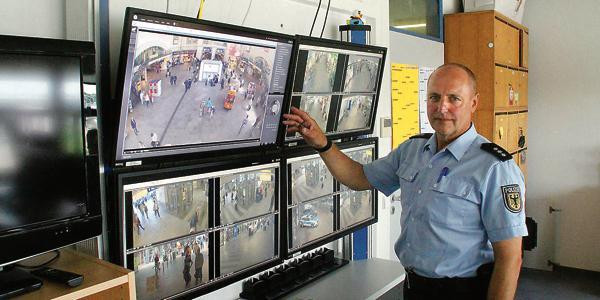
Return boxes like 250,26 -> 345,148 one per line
501,184 -> 522,213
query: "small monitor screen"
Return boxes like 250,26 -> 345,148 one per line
219,214 -> 277,277
126,177 -> 209,249
0,53 -> 86,233
219,166 -> 277,226
339,190 -> 373,229
115,11 -> 294,162
286,41 -> 385,141
131,232 -> 209,300
288,155 -> 333,205
289,196 -> 334,250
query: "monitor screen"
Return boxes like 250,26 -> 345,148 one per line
289,196 -> 335,250
114,9 -> 294,164
131,232 -> 209,300
339,145 -> 375,229
0,53 -> 87,234
218,214 -> 277,277
219,165 -> 277,226
286,38 -> 385,141
124,176 -> 210,250
288,154 -> 333,205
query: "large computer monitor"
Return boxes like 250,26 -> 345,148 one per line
283,138 -> 378,256
119,159 -> 280,299
285,36 -> 386,143
113,8 -> 295,166
0,35 -> 101,296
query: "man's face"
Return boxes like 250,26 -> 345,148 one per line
426,67 -> 478,140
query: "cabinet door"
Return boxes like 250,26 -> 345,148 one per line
494,114 -> 509,150
494,66 -> 518,109
517,112 -> 528,149
507,113 -> 519,153
517,71 -> 528,108
521,31 -> 529,68
494,19 -> 520,66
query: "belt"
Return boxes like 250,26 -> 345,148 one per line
405,263 -> 493,291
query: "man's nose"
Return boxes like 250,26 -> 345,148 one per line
438,96 -> 450,113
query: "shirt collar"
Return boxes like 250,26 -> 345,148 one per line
423,124 -> 478,161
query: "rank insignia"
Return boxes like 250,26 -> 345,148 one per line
501,184 -> 522,213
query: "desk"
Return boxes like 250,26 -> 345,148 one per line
284,258 -> 405,300
15,249 -> 135,300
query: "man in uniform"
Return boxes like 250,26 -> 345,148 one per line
283,63 -> 527,299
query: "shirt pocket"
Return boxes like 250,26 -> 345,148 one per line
396,163 -> 419,205
428,177 -> 481,227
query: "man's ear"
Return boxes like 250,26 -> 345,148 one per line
471,92 -> 479,112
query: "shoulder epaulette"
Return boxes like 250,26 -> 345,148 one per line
481,143 -> 512,161
409,133 -> 433,139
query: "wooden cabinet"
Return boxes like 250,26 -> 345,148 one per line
445,10 -> 529,157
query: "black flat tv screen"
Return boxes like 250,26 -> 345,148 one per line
114,8 -> 294,165
286,36 -> 386,142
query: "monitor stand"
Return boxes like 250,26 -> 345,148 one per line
0,265 -> 43,298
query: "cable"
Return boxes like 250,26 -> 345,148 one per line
166,0 -> 170,13
197,0 -> 206,19
241,0 -> 254,26
15,250 -> 61,269
320,0 -> 332,38
309,0 -> 322,37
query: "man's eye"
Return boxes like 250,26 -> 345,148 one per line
429,95 -> 440,101
450,95 -> 461,101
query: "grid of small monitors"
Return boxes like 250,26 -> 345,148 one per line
286,142 -> 376,253
122,162 -> 279,300
286,43 -> 383,141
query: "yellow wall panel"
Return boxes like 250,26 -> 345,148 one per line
391,64 -> 420,148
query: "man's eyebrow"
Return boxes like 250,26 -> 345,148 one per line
427,92 -> 441,96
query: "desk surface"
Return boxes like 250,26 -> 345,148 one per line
284,258 -> 405,300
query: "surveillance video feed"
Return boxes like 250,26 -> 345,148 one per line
131,179 -> 209,249
343,55 -> 380,92
340,190 -> 373,229
133,233 -> 209,300
290,196 -> 334,250
123,30 -> 276,151
340,147 -> 374,193
219,214 -> 276,276
336,95 -> 373,132
300,95 -> 332,131
302,50 -> 339,93
220,168 -> 276,225
290,157 -> 333,205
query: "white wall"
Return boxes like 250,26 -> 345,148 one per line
521,0 -> 600,272
0,0 -> 66,38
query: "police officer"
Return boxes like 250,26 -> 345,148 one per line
283,63 -> 527,299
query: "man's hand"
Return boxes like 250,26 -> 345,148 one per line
282,107 -> 328,148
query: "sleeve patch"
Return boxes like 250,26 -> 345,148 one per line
501,184 -> 522,213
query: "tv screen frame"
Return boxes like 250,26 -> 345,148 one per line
112,8 -> 297,168
0,34 -> 101,268
118,157 -> 282,298
284,36 -> 387,144
282,137 -> 379,257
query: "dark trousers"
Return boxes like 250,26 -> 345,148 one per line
403,263 -> 493,300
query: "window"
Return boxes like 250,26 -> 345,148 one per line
389,0 -> 443,41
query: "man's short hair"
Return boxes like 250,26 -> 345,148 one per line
433,63 -> 477,93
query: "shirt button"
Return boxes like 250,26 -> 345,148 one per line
417,189 -> 422,194
409,176 -> 413,180
411,217 -> 415,221
428,164 -> 433,168
433,183 -> 438,188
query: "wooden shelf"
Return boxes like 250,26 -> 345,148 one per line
15,249 -> 135,300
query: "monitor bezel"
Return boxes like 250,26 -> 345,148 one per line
282,137 -> 379,257
0,34 -> 100,267
111,7 -> 297,168
284,35 -> 387,145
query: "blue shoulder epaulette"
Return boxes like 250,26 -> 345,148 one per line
481,143 -> 512,161
409,133 -> 433,139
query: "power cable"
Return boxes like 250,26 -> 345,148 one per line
320,0 -> 331,38
309,0 -> 323,36
242,0 -> 254,26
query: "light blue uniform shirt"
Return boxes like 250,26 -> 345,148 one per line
363,125 -> 527,278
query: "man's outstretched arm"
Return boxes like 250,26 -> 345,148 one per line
283,107 -> 372,191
